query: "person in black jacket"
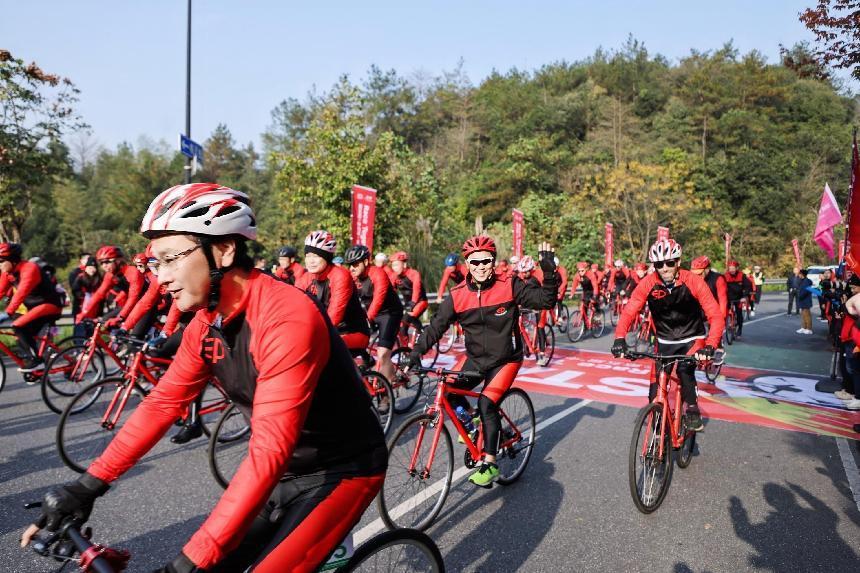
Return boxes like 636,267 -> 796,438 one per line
787,267 -> 799,315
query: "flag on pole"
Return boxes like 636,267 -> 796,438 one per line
791,239 -> 802,267
350,185 -> 377,252
846,131 -> 860,273
657,226 -> 669,242
725,233 -> 732,266
814,183 -> 843,260
512,209 -> 524,258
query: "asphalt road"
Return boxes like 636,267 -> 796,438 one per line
1,292 -> 858,572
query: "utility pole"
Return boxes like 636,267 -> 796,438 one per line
184,0 -> 192,183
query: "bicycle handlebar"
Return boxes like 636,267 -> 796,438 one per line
623,350 -> 700,364
414,366 -> 483,379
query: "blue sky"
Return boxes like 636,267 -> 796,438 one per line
2,1 -> 831,152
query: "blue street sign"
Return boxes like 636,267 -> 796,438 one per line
178,133 -> 204,165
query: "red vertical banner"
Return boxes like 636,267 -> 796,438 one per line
791,239 -> 802,267
724,233 -> 732,266
657,226 -> 669,242
839,239 -> 846,262
846,131 -> 860,273
350,185 -> 377,252
512,209 -> 524,258
604,223 -> 614,268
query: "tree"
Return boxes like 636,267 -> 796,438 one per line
800,1 -> 860,79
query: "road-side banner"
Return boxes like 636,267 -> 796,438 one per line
657,226 -> 669,242
512,208 -> 524,258
351,185 -> 377,252
791,238 -> 802,267
725,233 -> 732,266
604,223 -> 613,268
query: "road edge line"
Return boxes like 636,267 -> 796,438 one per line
836,437 -> 860,514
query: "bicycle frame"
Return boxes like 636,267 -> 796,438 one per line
518,312 -> 541,356
0,328 -> 55,367
97,346 -> 171,431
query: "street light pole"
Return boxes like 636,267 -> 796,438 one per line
184,0 -> 192,183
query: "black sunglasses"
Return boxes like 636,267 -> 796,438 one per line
653,260 -> 678,269
467,258 -> 494,267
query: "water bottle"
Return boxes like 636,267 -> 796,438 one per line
455,406 -> 475,433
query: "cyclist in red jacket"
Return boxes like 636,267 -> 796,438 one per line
612,239 -> 724,431
274,245 -> 304,285
437,252 -> 468,300
570,261 -> 601,308
390,251 -> 429,339
0,243 -> 64,371
409,236 -> 558,487
22,183 -> 387,573
691,256 -> 728,318
77,245 -> 146,328
620,262 -> 648,299
724,260 -> 753,338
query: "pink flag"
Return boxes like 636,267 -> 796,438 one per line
512,209 -> 524,258
814,183 -> 843,259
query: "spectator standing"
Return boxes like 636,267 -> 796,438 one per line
796,269 -> 814,335
787,267 -> 800,315
68,252 -> 91,319
751,265 -> 764,316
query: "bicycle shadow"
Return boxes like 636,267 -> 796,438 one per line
728,482 -> 858,571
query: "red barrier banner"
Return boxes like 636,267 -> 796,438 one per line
604,223 -> 614,268
725,233 -> 732,266
350,185 -> 377,252
656,226 -> 669,242
512,209 -> 524,258
791,239 -> 802,268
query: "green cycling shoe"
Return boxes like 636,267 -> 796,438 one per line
468,462 -> 499,488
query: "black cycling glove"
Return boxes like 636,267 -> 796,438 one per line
408,351 -> 423,371
697,345 -> 715,359
538,250 -> 556,274
611,337 -> 628,358
38,473 -> 110,532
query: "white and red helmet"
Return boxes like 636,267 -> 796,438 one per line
304,230 -> 337,254
648,239 -> 682,262
140,183 -> 257,240
517,255 -> 535,273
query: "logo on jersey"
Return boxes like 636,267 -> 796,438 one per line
650,288 -> 668,300
203,337 -> 226,364
495,306 -> 508,316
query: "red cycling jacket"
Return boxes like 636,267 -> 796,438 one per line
615,269 -> 724,347
87,271 -> 386,569
80,263 -> 145,321
569,271 -> 600,299
120,271 -> 163,331
0,260 -> 63,314
607,267 -> 628,292
620,273 -> 641,296
724,271 -> 752,302
393,268 -> 427,316
703,270 -> 729,318
274,261 -> 305,285
437,263 -> 468,299
556,265 -> 569,300
295,264 -> 369,335
355,265 -> 402,321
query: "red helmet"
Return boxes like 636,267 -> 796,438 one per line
390,251 -> 409,262
576,261 -> 588,270
132,252 -> 148,266
691,256 -> 711,270
96,245 -> 123,261
590,263 -> 599,271
0,242 -> 23,260
727,259 -> 740,268
461,235 -> 496,259
633,262 -> 649,272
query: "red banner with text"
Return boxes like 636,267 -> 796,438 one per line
512,209 -> 524,258
657,226 -> 669,242
604,223 -> 614,268
351,185 -> 377,252
791,239 -> 802,267
725,233 -> 732,266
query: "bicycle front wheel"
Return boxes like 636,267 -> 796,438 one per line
628,402 -> 673,514
676,410 -> 697,469
208,403 -> 251,489
556,303 -> 569,334
390,348 -> 423,414
41,345 -> 106,414
364,370 -> 394,435
338,528 -> 445,573
591,308 -> 606,338
496,388 -> 536,485
200,382 -> 231,437
377,413 -> 453,531
610,303 -> 620,326
56,377 -> 145,473
567,310 -> 585,342
724,317 -> 734,345
705,360 -> 722,383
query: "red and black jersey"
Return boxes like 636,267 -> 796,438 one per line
355,265 -> 403,320
615,269 -> 724,347
556,265 -> 569,300
87,271 -> 386,569
296,264 -> 369,335
620,273 -> 641,296
724,271 -> 752,302
437,263 -> 468,299
608,268 -> 628,292
274,261 -> 305,285
703,270 -> 729,316
393,268 -> 427,311
570,271 -> 600,298
0,260 -> 63,313
81,263 -> 146,320
415,270 -> 558,372
120,270 -> 163,331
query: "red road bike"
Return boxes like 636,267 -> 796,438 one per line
519,309 -> 554,367
0,323 -> 79,394
567,297 -> 605,342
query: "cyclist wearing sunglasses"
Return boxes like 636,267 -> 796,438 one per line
390,251 -> 429,338
77,245 -> 146,330
570,261 -> 601,308
22,183 -> 387,573
724,260 -> 753,338
409,235 -> 558,487
611,239 -> 724,431
0,242 -> 64,372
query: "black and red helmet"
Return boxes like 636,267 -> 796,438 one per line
461,235 -> 497,259
96,245 -> 124,261
0,242 -> 23,261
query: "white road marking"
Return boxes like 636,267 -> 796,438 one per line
743,312 -> 788,326
836,437 -> 860,513
353,399 -> 595,545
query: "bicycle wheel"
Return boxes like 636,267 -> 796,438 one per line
437,324 -> 456,354
208,403 -> 251,489
567,310 -> 585,342
724,317 -> 734,345
0,360 -> 6,395
591,308 -> 606,338
56,377 -> 145,473
628,402 -> 673,514
704,360 -> 722,383
390,348 -> 424,414
536,325 -> 554,367
41,345 -> 107,414
676,411 -> 697,469
200,382 -> 231,437
556,303 -> 569,334
338,528 -> 445,573
377,413 -> 453,531
610,302 -> 620,326
496,388 -> 536,485
364,370 -> 394,436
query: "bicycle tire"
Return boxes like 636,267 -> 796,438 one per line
57,377 -> 146,473
556,303 -> 569,334
337,528 -> 445,573
705,360 -> 722,383
41,345 -> 107,414
724,317 -> 734,345
199,382 -> 231,437
610,303 -> 620,327
628,402 -> 673,514
591,308 -> 606,338
390,347 -> 424,414
676,413 -> 697,469
364,369 -> 394,436
496,388 -> 536,485
208,403 -> 251,489
377,412 -> 453,531
437,324 -> 456,354
0,359 -> 6,395
567,310 -> 585,342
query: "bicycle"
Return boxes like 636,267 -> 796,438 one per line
549,300 -> 569,334
623,350 -> 703,514
724,304 -> 740,345
25,502 -> 445,572
377,366 -> 535,531
351,349 -> 395,436
56,334 -> 230,473
608,292 -> 625,326
436,322 -> 463,354
0,322 -> 79,393
519,309 -> 554,367
567,297 -> 605,342
704,348 -> 725,383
